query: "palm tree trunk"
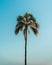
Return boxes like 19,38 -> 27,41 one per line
25,29 -> 27,65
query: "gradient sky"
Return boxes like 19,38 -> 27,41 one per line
0,0 -> 52,64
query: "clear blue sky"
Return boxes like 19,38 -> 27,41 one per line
0,0 -> 52,64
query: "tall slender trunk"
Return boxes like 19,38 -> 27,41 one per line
25,29 -> 27,65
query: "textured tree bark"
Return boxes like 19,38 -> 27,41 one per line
25,29 -> 27,65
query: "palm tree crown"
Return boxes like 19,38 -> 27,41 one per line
15,12 -> 39,40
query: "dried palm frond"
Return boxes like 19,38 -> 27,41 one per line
30,21 -> 39,36
30,27 -> 38,36
35,22 -> 39,28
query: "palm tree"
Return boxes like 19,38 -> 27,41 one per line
15,12 -> 39,65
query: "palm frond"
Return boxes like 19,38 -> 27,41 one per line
17,16 -> 23,22
24,12 -> 30,18
29,15 -> 36,22
15,23 -> 24,34
30,22 -> 37,29
30,27 -> 38,36
35,22 -> 39,28
24,12 -> 33,22
30,20 -> 39,29
28,14 -> 39,28
30,22 -> 39,36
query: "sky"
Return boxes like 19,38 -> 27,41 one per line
0,0 -> 52,64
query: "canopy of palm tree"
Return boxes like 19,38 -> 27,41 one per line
15,12 -> 39,40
